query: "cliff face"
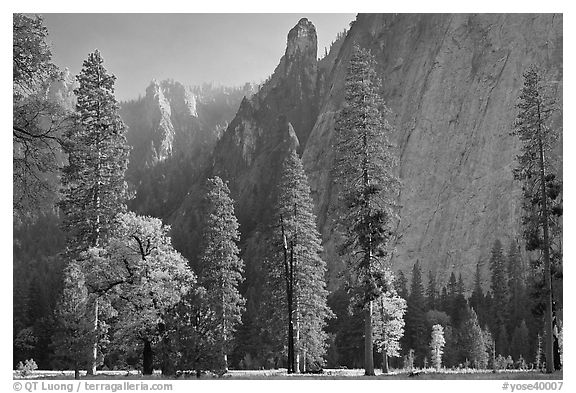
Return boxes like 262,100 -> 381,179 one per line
121,80 -> 252,217
303,14 -> 563,288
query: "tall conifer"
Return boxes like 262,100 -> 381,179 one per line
404,261 -> 427,366
333,44 -> 400,376
199,176 -> 245,373
60,50 -> 129,256
489,239 -> 509,354
59,49 -> 129,374
512,65 -> 561,372
264,150 -> 332,372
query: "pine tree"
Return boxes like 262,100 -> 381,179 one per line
496,324 -> 509,357
451,273 -> 469,329
442,325 -> 459,368
395,271 -> 409,300
426,270 -> 437,310
52,262 -> 93,379
373,270 -> 406,373
59,49 -> 129,374
446,271 -> 456,293
507,241 -> 527,334
333,44 -> 400,376
263,150 -> 332,372
469,262 -> 485,325
199,176 -> 245,373
489,239 -> 509,354
511,65 -> 561,373
404,261 -> 428,366
60,49 -> 130,256
510,320 -> 530,361
430,324 -> 445,371
439,286 -> 449,312
461,309 -> 489,369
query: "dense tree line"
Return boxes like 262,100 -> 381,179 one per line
390,237 -> 561,371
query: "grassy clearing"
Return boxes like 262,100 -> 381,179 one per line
14,369 -> 563,380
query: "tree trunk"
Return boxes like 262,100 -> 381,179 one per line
160,338 -> 176,377
537,117 -> 554,374
287,293 -> 294,373
143,339 -> 153,375
87,297 -> 98,376
382,352 -> 389,374
281,215 -> 294,374
223,353 -> 228,374
364,301 -> 375,375
492,338 -> 497,373
294,308 -> 300,374
74,365 -> 80,380
221,299 -> 228,373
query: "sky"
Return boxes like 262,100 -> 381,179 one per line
40,13 -> 356,101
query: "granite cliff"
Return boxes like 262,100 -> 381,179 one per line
303,14 -> 562,288
120,80 -> 254,217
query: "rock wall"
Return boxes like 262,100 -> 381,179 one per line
120,80 -> 252,217
303,14 -> 563,288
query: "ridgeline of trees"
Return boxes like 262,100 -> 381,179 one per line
13,15 -> 562,377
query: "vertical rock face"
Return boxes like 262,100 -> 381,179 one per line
144,80 -> 176,164
302,14 -> 563,288
121,80 -> 252,217
124,80 -> 224,170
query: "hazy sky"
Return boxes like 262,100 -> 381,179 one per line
40,14 -> 356,101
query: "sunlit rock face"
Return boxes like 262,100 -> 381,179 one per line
302,14 -> 562,289
120,80 -> 252,218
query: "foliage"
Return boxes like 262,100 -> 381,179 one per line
16,359 -> 38,377
325,289 -> 364,369
511,65 -> 562,372
489,239 -> 509,353
13,14 -> 69,221
430,324 -> 445,371
198,176 -> 245,371
60,49 -> 130,257
512,65 -> 561,259
373,270 -> 406,358
333,43 -> 400,308
262,150 -> 332,370
13,213 -> 67,368
395,271 -> 409,300
426,271 -> 438,310
469,262 -> 486,325
403,261 -> 428,365
52,262 -> 94,372
461,309 -> 489,369
85,212 -> 195,373
333,44 -> 399,375
510,320 -> 530,361
162,286 -> 220,375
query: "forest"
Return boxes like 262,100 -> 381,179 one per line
13,14 -> 563,379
